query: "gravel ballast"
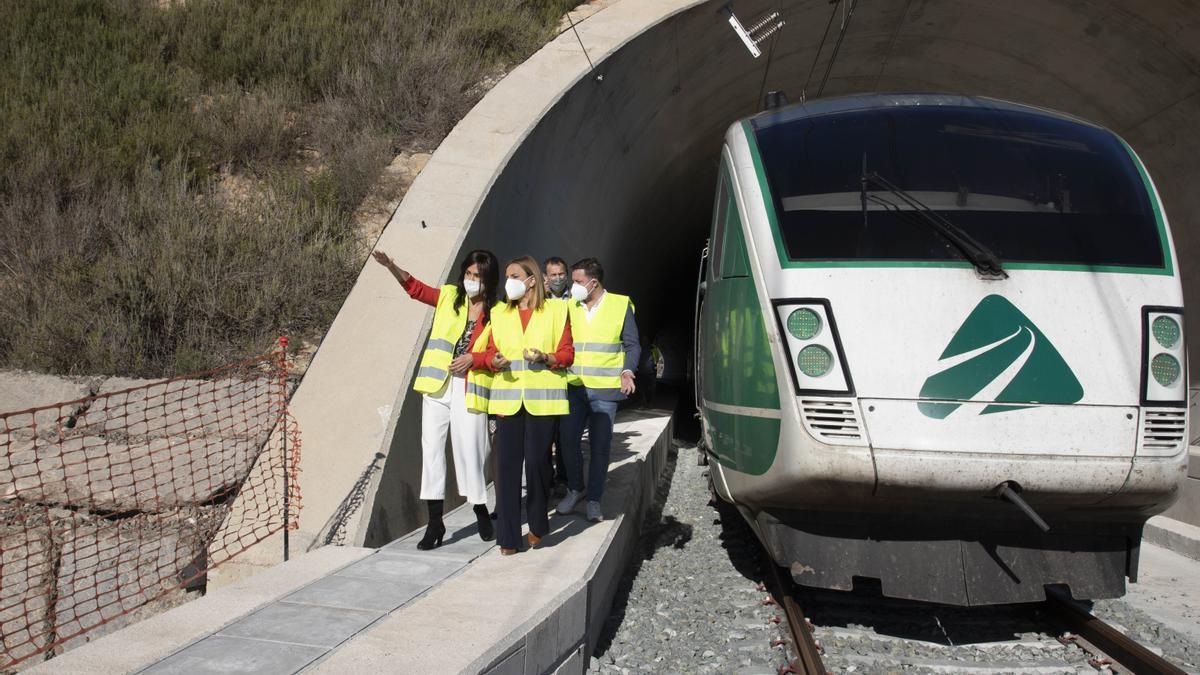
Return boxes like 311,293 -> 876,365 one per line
593,444 -> 1200,673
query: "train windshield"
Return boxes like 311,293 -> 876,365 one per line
750,105 -> 1165,269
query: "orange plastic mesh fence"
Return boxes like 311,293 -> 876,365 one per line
0,342 -> 301,670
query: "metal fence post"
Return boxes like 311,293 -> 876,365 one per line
279,335 -> 290,562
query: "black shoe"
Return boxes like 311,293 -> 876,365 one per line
474,504 -> 495,541
417,500 -> 445,550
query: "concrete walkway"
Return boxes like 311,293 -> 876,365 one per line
142,507 -> 495,674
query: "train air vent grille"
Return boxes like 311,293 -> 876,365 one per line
800,399 -> 863,444
1140,409 -> 1187,456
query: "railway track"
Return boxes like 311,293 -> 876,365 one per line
765,563 -> 1190,675
765,562 -> 826,675
1046,590 -> 1188,675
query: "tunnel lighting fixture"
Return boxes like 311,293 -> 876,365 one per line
722,6 -> 785,58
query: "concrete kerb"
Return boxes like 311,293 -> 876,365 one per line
466,412 -> 673,675
1144,515 -> 1200,563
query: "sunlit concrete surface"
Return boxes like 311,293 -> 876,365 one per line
265,0 -> 1200,572
1119,542 -> 1200,646
22,546 -> 375,675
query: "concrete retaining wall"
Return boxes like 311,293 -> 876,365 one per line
473,414 -> 671,674
1162,447 -> 1200,528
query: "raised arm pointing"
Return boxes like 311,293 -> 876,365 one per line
372,250 -> 411,284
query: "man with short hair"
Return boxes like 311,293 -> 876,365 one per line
556,258 -> 640,522
543,256 -> 570,300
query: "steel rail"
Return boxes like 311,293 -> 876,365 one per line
1046,590 -> 1187,675
766,563 -> 827,675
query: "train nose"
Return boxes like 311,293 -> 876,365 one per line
860,399 -> 1139,504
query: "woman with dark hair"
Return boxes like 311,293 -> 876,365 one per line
480,255 -> 574,555
372,248 -> 500,549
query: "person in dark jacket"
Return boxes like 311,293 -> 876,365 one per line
555,258 -> 640,523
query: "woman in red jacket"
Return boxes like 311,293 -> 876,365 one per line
373,248 -> 499,549
480,256 -> 574,555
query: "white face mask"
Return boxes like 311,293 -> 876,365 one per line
463,279 -> 482,298
570,282 -> 590,303
505,277 -> 528,301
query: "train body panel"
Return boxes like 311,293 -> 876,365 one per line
696,93 -> 1189,605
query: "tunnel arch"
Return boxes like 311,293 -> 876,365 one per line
462,0 -> 1200,345
279,0 -> 1200,553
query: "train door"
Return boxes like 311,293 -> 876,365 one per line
696,162 -> 730,453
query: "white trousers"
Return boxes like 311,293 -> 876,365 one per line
420,376 -> 490,505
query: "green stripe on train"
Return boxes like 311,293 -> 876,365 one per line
701,168 -> 781,475
704,408 -> 781,476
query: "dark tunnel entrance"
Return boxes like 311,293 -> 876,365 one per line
362,0 -> 1200,545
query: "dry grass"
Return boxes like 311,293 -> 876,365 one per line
0,0 -> 577,377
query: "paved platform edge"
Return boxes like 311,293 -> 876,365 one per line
23,545 -> 375,674
1144,514 -> 1200,563
467,411 -> 673,675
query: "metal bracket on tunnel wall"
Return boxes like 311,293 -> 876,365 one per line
722,5 -> 784,58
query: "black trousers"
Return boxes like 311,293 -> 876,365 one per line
549,418 -> 567,484
494,409 -> 556,549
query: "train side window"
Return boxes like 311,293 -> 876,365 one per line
710,168 -> 729,279
719,194 -> 751,278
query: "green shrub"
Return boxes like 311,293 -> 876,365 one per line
0,0 -> 577,376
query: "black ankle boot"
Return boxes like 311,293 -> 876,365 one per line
417,500 -> 445,550
473,504 -> 494,542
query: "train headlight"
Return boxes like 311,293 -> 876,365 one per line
787,308 -> 822,340
773,299 -> 854,395
1152,315 -> 1181,349
1151,353 -> 1181,386
797,345 -> 833,377
1141,307 -> 1186,406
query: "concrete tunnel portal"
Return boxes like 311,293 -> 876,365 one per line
288,0 -> 1200,550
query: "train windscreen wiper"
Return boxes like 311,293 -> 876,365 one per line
862,170 -> 1008,279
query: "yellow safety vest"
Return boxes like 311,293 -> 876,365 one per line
567,292 -> 631,389
464,323 -> 494,414
488,299 -> 569,415
413,285 -> 468,394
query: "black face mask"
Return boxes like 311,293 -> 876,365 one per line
548,278 -> 568,294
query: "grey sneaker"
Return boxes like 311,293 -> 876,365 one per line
586,500 -> 603,523
556,489 -> 585,515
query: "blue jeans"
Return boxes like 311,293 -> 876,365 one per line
560,385 -> 618,502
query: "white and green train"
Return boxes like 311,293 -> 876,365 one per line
695,93 -> 1189,606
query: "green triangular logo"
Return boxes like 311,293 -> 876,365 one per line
918,295 -> 1083,419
